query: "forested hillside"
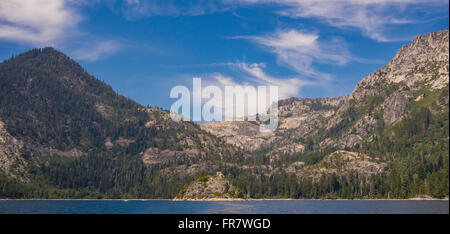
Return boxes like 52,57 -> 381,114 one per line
0,29 -> 448,199
0,48 -> 243,198
202,28 -> 449,199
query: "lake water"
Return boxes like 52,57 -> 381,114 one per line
0,200 -> 448,214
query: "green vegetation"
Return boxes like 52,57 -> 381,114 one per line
358,86 -> 449,198
219,84 -> 449,199
196,172 -> 210,183
0,47 -> 448,200
0,48 -> 237,199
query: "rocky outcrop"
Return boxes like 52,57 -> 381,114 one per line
200,120 -> 274,151
0,120 -> 27,181
383,93 -> 408,126
325,30 -> 449,148
267,142 -> 305,158
139,119 -> 241,167
200,96 -> 345,155
288,150 -> 388,181
201,29 -> 449,152
104,137 -> 135,149
351,29 -> 449,101
177,172 -> 242,200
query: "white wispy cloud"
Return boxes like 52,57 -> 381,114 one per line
184,61 -> 310,120
211,62 -> 310,100
0,0 -> 80,46
234,62 -> 311,99
125,0 -> 140,4
0,0 -> 123,61
234,29 -> 356,80
187,61 -> 309,100
71,40 -> 122,62
110,0 -> 231,20
108,0 -> 447,42
232,0 -> 448,42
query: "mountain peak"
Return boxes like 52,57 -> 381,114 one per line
351,28 -> 449,101
4,47 -> 85,75
0,28 -> 448,200
1,47 -> 98,92
201,28 -> 449,154
10,47 -> 70,61
392,28 -> 449,65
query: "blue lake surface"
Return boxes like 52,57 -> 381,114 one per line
0,200 -> 448,214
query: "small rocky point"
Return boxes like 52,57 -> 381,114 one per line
176,172 -> 244,200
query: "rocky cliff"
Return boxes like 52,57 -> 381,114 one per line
0,29 -> 448,199
177,172 -> 243,200
0,119 -> 27,181
201,28 -> 449,152
287,150 -> 388,181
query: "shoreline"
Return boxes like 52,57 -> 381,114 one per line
1,198 -> 448,201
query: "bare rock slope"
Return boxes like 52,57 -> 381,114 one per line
177,172 -> 242,200
201,29 -> 449,153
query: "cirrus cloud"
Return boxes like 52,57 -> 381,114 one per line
232,0 -> 449,42
233,29 -> 358,80
71,40 -> 122,62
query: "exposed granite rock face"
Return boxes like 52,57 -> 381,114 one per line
200,120 -> 274,151
266,142 -> 305,159
40,147 -> 85,158
178,172 -> 240,200
201,29 -> 449,152
141,107 -> 173,128
325,30 -> 448,148
352,29 -> 449,101
333,134 -> 363,149
162,163 -> 220,179
200,96 -> 345,156
288,150 -> 388,181
383,93 -> 408,126
0,120 -> 27,181
137,107 -> 243,168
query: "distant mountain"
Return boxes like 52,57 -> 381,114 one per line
0,29 -> 448,199
201,28 -> 449,198
0,47 -> 242,198
202,29 -> 449,155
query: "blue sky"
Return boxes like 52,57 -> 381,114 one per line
0,0 -> 448,113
